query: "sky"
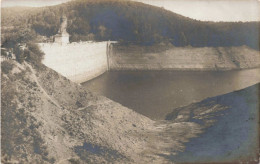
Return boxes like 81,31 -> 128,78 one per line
1,0 -> 260,22
136,0 -> 260,22
1,0 -> 71,7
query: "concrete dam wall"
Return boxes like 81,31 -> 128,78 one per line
109,45 -> 260,70
39,42 -> 260,83
39,42 -> 108,83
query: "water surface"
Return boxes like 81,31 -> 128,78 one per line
82,68 -> 260,120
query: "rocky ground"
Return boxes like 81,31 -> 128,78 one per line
1,60 -> 259,163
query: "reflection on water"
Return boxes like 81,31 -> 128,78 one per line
82,68 -> 260,120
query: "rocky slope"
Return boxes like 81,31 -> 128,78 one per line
1,60 -> 203,163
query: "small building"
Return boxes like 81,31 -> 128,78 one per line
54,16 -> 70,44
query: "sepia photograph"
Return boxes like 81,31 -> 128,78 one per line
1,0 -> 260,163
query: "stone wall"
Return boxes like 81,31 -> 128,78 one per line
39,42 -> 108,83
109,45 -> 260,70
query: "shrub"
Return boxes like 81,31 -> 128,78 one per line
14,46 -> 27,63
1,61 -> 13,74
26,43 -> 45,66
1,48 -> 8,57
14,43 -> 45,67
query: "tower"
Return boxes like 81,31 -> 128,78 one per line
54,15 -> 70,44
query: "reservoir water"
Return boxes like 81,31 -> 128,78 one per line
82,68 -> 260,120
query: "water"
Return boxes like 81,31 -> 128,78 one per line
82,68 -> 260,120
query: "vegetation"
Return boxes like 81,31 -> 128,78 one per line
1,69 -> 54,163
12,43 -> 45,67
1,0 -> 259,50
25,43 -> 45,65
1,61 -> 14,74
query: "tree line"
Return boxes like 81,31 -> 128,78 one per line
1,0 -> 259,50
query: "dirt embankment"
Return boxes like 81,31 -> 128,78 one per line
1,60 -> 203,164
109,45 -> 260,70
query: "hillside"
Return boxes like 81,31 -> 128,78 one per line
1,0 -> 259,49
1,60 -> 203,163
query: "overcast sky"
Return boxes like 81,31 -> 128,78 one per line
1,0 -> 260,22
1,0 -> 71,7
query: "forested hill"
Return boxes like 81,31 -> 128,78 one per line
1,0 -> 259,50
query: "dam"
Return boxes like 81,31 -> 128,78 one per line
38,15 -> 115,83
38,16 -> 260,120
38,33 -> 260,119
39,41 -> 110,83
38,15 -> 113,83
39,42 -> 260,84
38,15 -> 260,84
